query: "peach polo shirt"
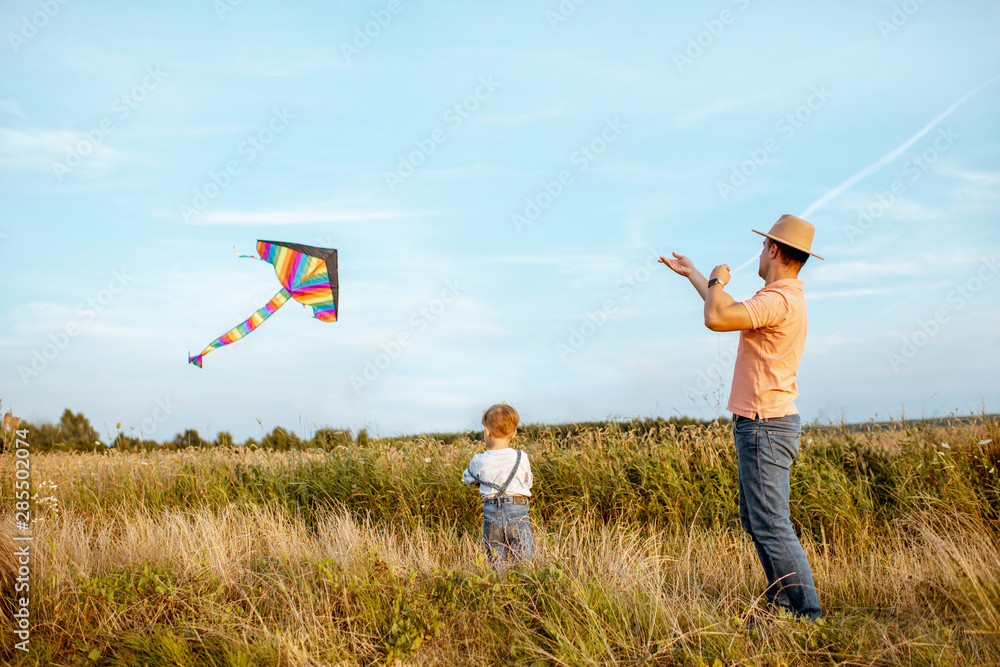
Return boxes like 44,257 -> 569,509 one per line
727,278 -> 807,420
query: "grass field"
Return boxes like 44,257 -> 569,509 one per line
2,415 -> 999,666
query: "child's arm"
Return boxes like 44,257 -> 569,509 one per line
461,465 -> 480,487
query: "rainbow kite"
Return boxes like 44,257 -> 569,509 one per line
189,240 -> 338,367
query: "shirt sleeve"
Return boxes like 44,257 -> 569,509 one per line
741,288 -> 790,329
462,455 -> 479,485
521,453 -> 533,490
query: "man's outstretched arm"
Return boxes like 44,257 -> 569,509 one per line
660,253 -> 752,332
659,252 -> 710,300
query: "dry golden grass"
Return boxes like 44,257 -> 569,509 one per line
1,416 -> 998,665
1,406 -> 23,611
5,502 -> 998,665
0,526 -> 16,608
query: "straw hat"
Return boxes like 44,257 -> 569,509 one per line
752,214 -> 824,260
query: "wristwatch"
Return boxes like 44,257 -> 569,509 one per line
707,278 -> 723,288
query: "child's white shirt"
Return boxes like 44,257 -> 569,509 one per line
462,448 -> 533,498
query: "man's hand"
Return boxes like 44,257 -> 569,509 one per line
659,252 -> 696,277
660,251 -> 710,300
658,249 -> 750,330
709,264 -> 731,286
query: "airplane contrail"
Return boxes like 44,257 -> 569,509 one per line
800,76 -> 998,218
734,253 -> 758,273
733,76 -> 997,275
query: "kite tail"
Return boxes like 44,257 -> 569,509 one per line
234,245 -> 260,260
188,288 -> 291,367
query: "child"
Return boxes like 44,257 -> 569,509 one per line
462,403 -> 534,568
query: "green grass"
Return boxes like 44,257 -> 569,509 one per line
35,417 -> 1000,537
1,415 -> 999,665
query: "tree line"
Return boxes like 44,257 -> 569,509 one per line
5,408 -> 728,454
8,409 -> 364,454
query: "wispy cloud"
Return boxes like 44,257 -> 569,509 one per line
0,127 -> 124,173
835,192 -> 950,222
182,50 -> 350,77
128,124 -> 253,138
0,100 -> 26,118
940,166 -> 1000,206
193,209 -> 413,225
808,254 -> 970,284
808,286 -> 904,301
673,93 -> 774,129
491,251 -> 619,266
602,163 -> 705,181
481,107 -> 566,124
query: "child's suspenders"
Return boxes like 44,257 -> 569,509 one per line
475,450 -> 522,497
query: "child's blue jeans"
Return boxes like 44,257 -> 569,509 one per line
734,413 -> 822,620
482,496 -> 533,569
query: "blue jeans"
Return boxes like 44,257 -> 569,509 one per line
482,497 -> 533,569
734,414 -> 822,620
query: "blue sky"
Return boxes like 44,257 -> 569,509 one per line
1,0 -> 998,441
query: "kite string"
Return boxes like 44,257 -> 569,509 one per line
230,246 -> 308,309
347,256 -> 664,275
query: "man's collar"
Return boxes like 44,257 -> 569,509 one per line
763,278 -> 804,288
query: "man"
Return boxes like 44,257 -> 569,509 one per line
660,214 -> 823,620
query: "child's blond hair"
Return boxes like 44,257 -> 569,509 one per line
482,404 -> 519,439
